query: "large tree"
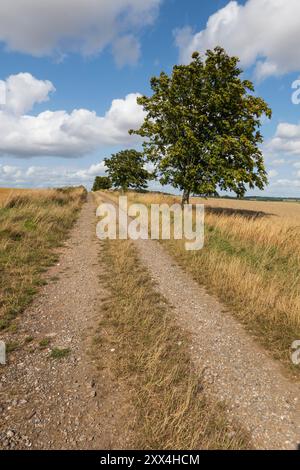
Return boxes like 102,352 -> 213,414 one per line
104,149 -> 151,192
130,47 -> 272,206
92,176 -> 112,191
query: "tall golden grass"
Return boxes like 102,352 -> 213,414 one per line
0,186 -> 87,330
0,188 -> 28,203
104,191 -> 300,372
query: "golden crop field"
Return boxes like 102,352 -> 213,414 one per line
0,188 -> 30,205
195,197 -> 300,229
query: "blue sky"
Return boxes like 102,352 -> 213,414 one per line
1,0 -> 300,197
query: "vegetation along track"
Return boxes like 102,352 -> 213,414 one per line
1,190 -> 299,450
97,191 -> 300,450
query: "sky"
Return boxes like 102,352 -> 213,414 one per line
1,0 -> 300,197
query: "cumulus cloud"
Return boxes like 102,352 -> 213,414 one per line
0,159 -> 159,189
0,73 -> 55,115
268,122 -> 300,157
0,0 -> 161,66
0,73 -> 145,158
0,161 -> 107,188
175,0 -> 300,79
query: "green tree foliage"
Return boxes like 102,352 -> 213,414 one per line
92,176 -> 112,191
104,149 -> 152,192
130,47 -> 272,205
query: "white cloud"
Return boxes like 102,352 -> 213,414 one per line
272,178 -> 300,189
0,73 -> 55,115
0,161 -> 107,188
112,35 -> 141,68
0,73 -> 145,158
268,122 -> 300,156
175,0 -> 300,79
0,159 -> 161,189
268,169 -> 278,178
0,0 -> 161,66
271,159 -> 285,166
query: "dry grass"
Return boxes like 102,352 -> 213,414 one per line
103,191 -> 300,372
0,188 -> 29,204
0,186 -> 87,330
97,233 -> 250,449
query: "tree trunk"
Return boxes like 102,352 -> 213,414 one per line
181,188 -> 190,208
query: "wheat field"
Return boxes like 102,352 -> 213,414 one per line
0,188 -> 30,205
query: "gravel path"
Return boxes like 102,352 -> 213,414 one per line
0,195 -> 130,449
134,239 -> 300,450
1,193 -> 299,450
100,193 -> 300,450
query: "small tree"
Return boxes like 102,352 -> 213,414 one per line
92,176 -> 112,191
130,47 -> 272,206
104,149 -> 152,192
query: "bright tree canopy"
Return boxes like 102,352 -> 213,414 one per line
104,149 -> 152,192
130,47 -> 272,204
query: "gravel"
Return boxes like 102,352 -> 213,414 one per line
2,193 -> 299,450
0,196 -> 129,450
134,235 -> 300,450
102,193 -> 300,450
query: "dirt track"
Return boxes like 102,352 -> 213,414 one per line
0,195 -> 130,449
135,237 -> 300,449
1,194 -> 299,449
101,192 -> 300,450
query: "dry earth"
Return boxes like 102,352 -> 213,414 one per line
0,195 -> 131,449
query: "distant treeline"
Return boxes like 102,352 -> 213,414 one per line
220,196 -> 300,202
